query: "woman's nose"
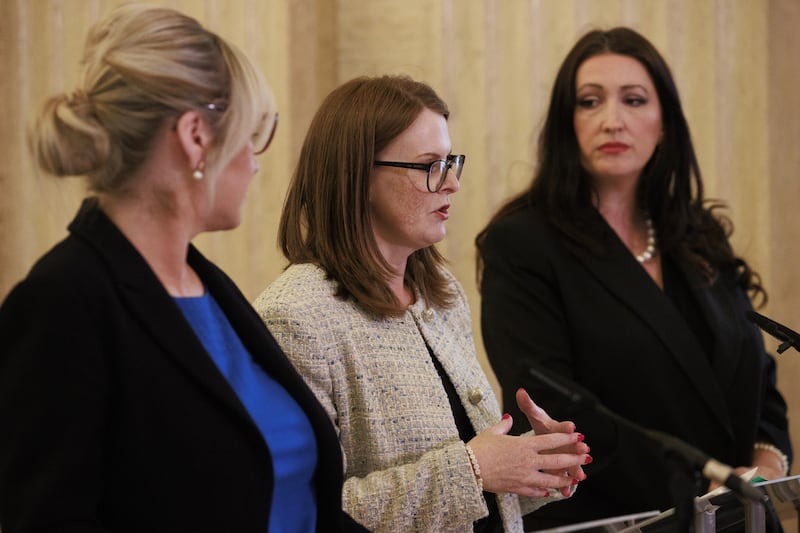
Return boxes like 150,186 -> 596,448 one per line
439,165 -> 460,194
601,102 -> 624,132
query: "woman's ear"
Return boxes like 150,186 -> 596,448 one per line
174,110 -> 213,170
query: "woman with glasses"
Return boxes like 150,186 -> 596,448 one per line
476,27 -> 791,530
254,74 -> 590,533
0,5 -> 365,532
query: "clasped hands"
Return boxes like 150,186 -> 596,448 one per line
467,388 -> 590,498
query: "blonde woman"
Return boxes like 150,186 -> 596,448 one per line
0,5 -> 364,532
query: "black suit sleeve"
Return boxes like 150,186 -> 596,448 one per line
724,267 -> 792,468
479,217 -> 578,434
759,351 -> 793,466
0,277 -> 112,533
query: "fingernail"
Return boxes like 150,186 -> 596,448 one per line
576,433 -> 585,442
502,413 -> 511,420
584,455 -> 593,464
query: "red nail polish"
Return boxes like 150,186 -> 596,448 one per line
584,455 -> 593,464
576,433 -> 585,442
502,413 -> 511,420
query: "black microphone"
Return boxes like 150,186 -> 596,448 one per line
746,310 -> 800,354
526,364 -> 766,503
643,429 -> 765,503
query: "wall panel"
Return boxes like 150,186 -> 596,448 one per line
1,0 -> 797,493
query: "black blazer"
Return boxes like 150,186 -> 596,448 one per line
0,199 -> 367,533
479,207 -> 791,527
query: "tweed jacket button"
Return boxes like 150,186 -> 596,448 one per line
422,308 -> 434,322
468,388 -> 483,405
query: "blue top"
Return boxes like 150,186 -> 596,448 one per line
175,292 -> 318,533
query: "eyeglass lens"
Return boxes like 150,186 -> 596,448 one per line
254,112 -> 279,155
428,155 -> 464,192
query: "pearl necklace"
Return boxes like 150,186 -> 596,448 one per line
635,217 -> 657,263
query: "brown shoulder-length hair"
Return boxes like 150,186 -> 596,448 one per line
279,75 -> 457,317
476,27 -> 765,306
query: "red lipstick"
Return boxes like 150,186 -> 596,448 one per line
599,142 -> 629,154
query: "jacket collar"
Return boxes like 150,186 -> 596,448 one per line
67,198 -> 257,429
570,216 -> 735,438
67,199 -> 346,487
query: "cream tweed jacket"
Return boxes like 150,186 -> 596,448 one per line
254,263 -> 562,532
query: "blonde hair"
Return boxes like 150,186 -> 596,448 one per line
29,3 -> 273,192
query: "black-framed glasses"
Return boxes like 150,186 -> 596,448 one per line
253,111 -> 278,155
206,104 -> 278,155
373,154 -> 465,192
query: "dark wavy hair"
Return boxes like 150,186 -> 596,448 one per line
476,26 -> 765,305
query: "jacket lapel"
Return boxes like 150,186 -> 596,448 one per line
68,199 -> 255,429
675,260 -> 743,391
571,223 -> 734,438
192,249 -> 341,440
190,248 -> 346,477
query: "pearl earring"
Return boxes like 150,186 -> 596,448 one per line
192,161 -> 205,180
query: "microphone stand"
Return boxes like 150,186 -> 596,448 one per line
526,365 -> 766,532
746,310 -> 800,354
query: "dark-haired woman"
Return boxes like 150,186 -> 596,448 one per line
476,27 -> 791,529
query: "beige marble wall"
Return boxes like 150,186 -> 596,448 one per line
1,0 -> 798,488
